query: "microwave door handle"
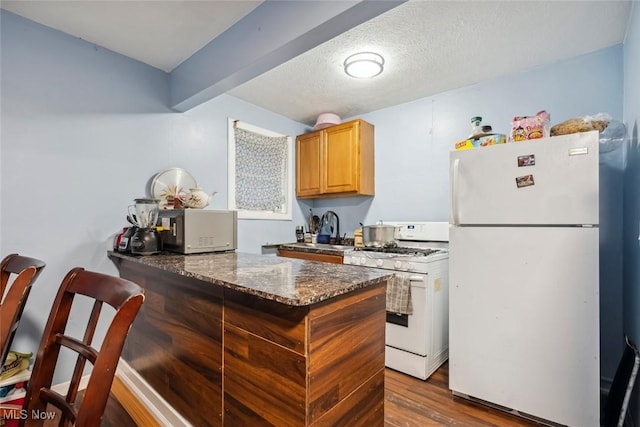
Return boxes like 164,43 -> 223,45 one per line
451,158 -> 461,225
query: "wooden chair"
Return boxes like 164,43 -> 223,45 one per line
0,253 -> 46,365
20,268 -> 144,427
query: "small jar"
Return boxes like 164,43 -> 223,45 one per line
296,226 -> 305,242
470,116 -> 483,138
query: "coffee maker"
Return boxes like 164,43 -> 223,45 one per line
127,198 -> 161,255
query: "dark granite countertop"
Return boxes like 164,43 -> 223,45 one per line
108,251 -> 392,306
277,242 -> 354,256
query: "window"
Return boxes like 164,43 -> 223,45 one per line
228,118 -> 293,220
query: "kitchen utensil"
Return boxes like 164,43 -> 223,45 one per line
313,113 -> 341,130
130,228 -> 161,255
184,186 -> 217,209
118,226 -> 137,253
113,227 -> 127,250
150,167 -> 197,209
128,198 -> 160,229
317,234 -> 331,244
320,211 -> 340,243
354,228 -> 364,247
361,223 -> 400,247
126,215 -> 137,226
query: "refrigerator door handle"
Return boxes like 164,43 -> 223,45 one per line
451,158 -> 460,225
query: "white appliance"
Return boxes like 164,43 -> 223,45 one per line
343,221 -> 449,380
449,131 -> 600,426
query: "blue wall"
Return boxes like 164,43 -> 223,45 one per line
0,10 -> 309,382
623,1 -> 640,423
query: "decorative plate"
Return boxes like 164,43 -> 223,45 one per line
150,168 -> 197,209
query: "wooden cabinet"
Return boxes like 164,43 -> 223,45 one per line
223,284 -> 386,426
296,119 -> 374,199
114,261 -> 224,426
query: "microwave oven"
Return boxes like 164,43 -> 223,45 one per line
158,209 -> 237,254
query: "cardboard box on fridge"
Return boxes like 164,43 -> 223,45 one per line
454,133 -> 506,150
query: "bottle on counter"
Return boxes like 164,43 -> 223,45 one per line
354,228 -> 364,247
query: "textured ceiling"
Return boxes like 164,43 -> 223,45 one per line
1,1 -> 633,126
228,0 -> 633,125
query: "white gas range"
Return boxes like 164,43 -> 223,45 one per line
343,221 -> 450,380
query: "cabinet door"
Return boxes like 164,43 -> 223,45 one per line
296,131 -> 322,197
323,121 -> 360,194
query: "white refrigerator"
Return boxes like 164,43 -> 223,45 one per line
448,131 -> 600,426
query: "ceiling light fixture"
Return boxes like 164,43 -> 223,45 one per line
344,52 -> 384,79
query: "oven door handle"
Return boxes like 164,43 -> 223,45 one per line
407,275 -> 425,283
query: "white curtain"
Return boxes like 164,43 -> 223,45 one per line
234,126 -> 288,211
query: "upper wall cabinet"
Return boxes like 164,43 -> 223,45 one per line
296,119 -> 374,199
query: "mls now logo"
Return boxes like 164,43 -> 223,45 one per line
29,409 -> 57,420
0,405 -> 57,421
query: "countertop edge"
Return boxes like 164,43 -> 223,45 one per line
107,251 -> 393,307
277,243 -> 353,256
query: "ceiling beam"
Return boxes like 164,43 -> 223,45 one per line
169,0 -> 405,112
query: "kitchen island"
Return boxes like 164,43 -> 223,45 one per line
108,251 -> 392,426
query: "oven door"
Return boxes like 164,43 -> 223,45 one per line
385,272 -> 428,356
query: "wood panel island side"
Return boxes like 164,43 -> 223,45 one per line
107,251 -> 393,426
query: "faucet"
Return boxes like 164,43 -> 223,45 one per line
322,211 -> 340,244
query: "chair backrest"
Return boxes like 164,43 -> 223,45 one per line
0,253 -> 46,365
20,268 -> 144,427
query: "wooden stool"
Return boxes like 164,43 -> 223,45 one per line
0,253 -> 46,365
20,268 -> 144,427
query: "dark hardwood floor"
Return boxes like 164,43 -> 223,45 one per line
89,362 -> 539,426
385,363 -> 539,426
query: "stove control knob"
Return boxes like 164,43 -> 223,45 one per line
376,259 -> 384,267
359,257 -> 367,265
406,262 -> 414,271
394,261 -> 403,269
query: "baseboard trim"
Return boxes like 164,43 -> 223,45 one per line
114,359 -> 191,427
111,375 -> 160,427
51,374 -> 90,395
